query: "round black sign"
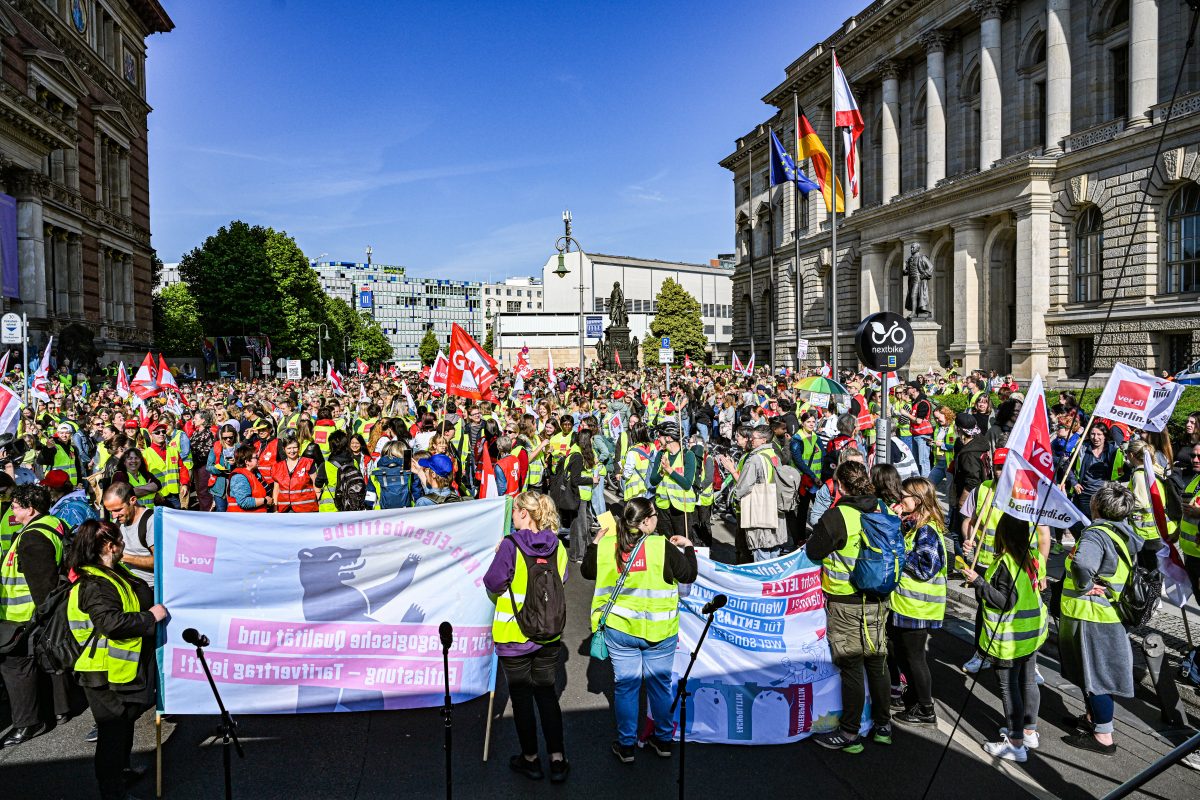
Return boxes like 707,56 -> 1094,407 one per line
853,312 -> 914,372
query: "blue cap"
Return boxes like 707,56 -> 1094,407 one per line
418,454 -> 454,477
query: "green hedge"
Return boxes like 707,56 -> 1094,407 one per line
930,386 -> 1200,438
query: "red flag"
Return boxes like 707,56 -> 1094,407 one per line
130,352 -> 159,400
478,446 -> 499,499
684,353 -> 693,369
116,361 -> 131,399
0,382 -> 22,435
429,353 -> 449,389
356,357 -> 369,376
1003,375 -> 1054,481
448,324 -> 499,402
157,354 -> 182,397
732,353 -> 744,374
327,361 -> 345,395
614,349 -> 622,369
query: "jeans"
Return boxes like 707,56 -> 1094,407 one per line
212,495 -> 228,512
911,436 -> 931,477
753,546 -> 784,562
697,424 -> 711,443
590,488 -> 607,518
928,462 -> 947,496
994,654 -> 1041,741
1087,692 -> 1115,734
604,627 -> 677,745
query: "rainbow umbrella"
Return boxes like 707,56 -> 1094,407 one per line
794,375 -> 851,410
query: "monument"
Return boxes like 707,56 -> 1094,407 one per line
597,282 -> 638,370
901,243 -> 941,375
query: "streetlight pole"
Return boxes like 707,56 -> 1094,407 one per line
554,210 -> 586,380
316,323 -> 329,375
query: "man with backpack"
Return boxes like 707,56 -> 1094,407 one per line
102,482 -> 154,585
722,426 -> 788,563
805,460 -> 897,753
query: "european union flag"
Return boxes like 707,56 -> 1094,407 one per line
769,128 -> 820,197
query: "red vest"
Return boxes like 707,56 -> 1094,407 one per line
227,467 -> 267,512
257,439 -> 280,484
497,454 -> 522,496
910,399 -> 933,436
272,457 -> 318,512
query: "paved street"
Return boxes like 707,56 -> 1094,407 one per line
3,507 -> 1200,800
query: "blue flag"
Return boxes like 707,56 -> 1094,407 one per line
769,128 -> 819,197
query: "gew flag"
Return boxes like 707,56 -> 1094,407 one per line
769,129 -> 819,196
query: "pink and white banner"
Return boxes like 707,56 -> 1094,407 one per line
1093,363 -> 1186,432
155,498 -> 508,714
993,449 -> 1088,529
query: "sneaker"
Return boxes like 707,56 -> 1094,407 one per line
611,741 -> 636,763
646,737 -> 673,758
548,758 -> 570,783
1062,731 -> 1116,755
1034,665 -> 1045,686
812,729 -> 864,754
890,695 -> 908,711
85,726 -> 99,744
962,655 -> 991,674
872,723 -> 893,745
1000,728 -> 1039,750
894,705 -> 937,725
509,754 -> 544,780
983,734 -> 1028,762
1181,751 -> 1200,772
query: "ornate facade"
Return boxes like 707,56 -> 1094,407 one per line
722,0 -> 1200,381
0,0 -> 172,354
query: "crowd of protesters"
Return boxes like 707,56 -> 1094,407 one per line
1,354 -> 1198,796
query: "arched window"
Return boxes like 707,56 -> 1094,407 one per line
1020,31 -> 1047,150
1074,206 -> 1103,302
961,65 -> 981,173
1104,1 -> 1131,120
1167,183 -> 1200,294
742,293 -> 754,340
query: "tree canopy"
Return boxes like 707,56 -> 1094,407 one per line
153,282 -> 203,356
324,296 -> 393,365
639,278 -> 706,366
418,328 -> 442,365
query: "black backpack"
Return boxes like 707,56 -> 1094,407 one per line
334,462 -> 368,511
548,457 -> 580,512
1106,526 -> 1162,629
507,548 -> 567,644
30,580 -> 93,674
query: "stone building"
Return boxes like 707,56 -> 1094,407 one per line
0,0 -> 172,355
722,0 -> 1200,381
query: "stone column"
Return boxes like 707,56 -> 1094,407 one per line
860,243 -> 886,318
16,193 -> 46,318
950,220 -> 985,371
1044,0 -> 1071,154
972,0 -> 1006,169
123,255 -> 135,324
880,61 -> 901,202
1012,203 -> 1051,378
67,233 -> 83,317
922,32 -> 950,186
1128,0 -> 1158,128
65,147 -> 79,191
119,152 -> 131,217
52,228 -> 68,315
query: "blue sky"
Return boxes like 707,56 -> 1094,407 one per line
148,1 -> 846,281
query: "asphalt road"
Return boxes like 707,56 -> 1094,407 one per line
3,507 -> 1200,800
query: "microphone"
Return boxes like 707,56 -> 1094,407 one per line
701,595 -> 728,615
439,621 -> 453,652
182,628 -> 210,648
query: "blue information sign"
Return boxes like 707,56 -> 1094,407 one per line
586,315 -> 603,339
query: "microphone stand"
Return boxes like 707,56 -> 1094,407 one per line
192,638 -> 244,800
670,602 -> 720,800
441,631 -> 453,800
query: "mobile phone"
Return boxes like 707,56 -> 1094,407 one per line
403,451 -> 412,471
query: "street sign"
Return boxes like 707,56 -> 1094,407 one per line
276,357 -> 286,368
286,359 -> 302,380
585,315 -> 603,339
658,347 -> 674,364
853,312 -> 914,372
261,356 -> 271,366
309,360 -> 319,371
661,336 -> 670,348
0,313 -> 22,344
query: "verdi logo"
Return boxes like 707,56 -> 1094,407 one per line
175,530 -> 217,574
1114,380 -> 1150,411
1013,470 -> 1040,503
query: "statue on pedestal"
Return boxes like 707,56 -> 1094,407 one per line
599,282 -> 637,370
903,243 -> 934,320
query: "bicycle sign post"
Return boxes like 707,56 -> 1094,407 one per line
854,312 -> 914,465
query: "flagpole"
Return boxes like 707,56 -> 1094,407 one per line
767,128 -> 777,376
792,91 -> 803,370
747,143 -> 756,365
829,48 -> 840,380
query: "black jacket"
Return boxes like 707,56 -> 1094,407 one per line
953,434 -> 992,506
75,567 -> 157,704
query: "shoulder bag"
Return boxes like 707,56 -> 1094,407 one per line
589,537 -> 646,660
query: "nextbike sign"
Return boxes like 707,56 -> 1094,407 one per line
853,312 -> 914,372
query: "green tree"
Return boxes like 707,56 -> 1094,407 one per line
177,221 -> 328,359
418,328 -> 441,365
353,311 -> 393,363
483,326 -> 494,356
640,278 -> 706,366
323,297 -> 393,365
153,282 -> 203,356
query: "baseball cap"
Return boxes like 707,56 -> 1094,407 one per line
150,421 -> 168,432
40,469 -> 71,490
955,412 -> 981,436
55,423 -> 73,434
612,390 -> 626,400
123,420 -> 139,431
993,447 -> 1009,468
418,454 -> 454,477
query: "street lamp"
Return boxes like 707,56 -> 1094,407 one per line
554,210 -> 586,380
316,323 -> 329,374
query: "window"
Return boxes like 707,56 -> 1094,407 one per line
1074,336 -> 1095,378
1111,45 -> 1129,119
1074,207 -> 1103,302
962,66 -> 981,173
1167,333 -> 1194,374
1167,183 -> 1200,293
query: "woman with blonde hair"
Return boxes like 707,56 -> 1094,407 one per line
889,477 -> 948,726
483,492 -> 569,783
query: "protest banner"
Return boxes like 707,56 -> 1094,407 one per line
993,449 -> 1089,529
155,498 -> 508,714
672,551 -> 854,745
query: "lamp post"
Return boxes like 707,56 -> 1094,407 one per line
316,323 -> 329,374
553,210 -> 586,380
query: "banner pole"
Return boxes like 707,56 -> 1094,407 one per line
1056,415 -> 1095,492
482,685 -> 496,762
155,712 -> 163,798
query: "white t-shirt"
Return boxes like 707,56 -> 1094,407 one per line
121,508 -> 154,584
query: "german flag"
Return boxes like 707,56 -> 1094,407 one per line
796,108 -> 844,213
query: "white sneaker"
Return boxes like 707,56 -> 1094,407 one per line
962,655 -> 991,674
1000,728 -> 1039,750
1034,665 -> 1045,686
983,734 -> 1028,762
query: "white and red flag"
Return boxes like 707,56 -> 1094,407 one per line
31,337 -> 54,403
1093,362 -> 1185,432
683,353 -> 693,369
993,448 -> 1089,529
447,323 -> 500,402
820,361 -> 832,378
0,350 -> 9,383
547,350 -> 557,388
356,357 -> 369,376
743,354 -> 756,377
157,354 -> 184,402
1001,374 -> 1055,481
833,54 -> 864,197
116,361 -> 131,400
732,353 -> 744,375
429,352 -> 450,390
327,361 -> 345,395
478,446 -> 500,499
0,382 -> 22,435
614,349 -> 622,370
130,352 -> 159,401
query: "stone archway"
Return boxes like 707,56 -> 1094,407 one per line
930,233 -> 954,365
983,223 -> 1017,373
